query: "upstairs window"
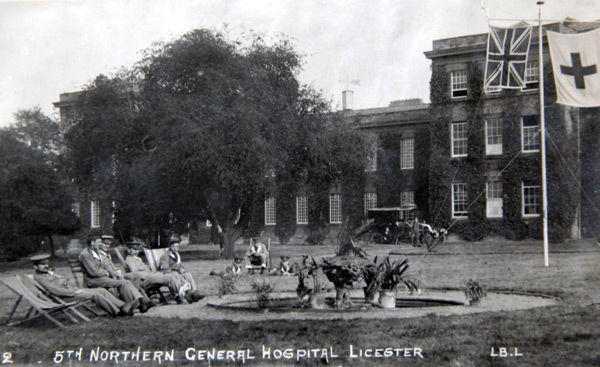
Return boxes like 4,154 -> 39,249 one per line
485,118 -> 503,155
400,137 -> 414,169
265,197 -> 276,225
522,115 -> 540,152
365,140 -> 377,171
452,122 -> 468,157
524,61 -> 539,90
451,70 -> 468,98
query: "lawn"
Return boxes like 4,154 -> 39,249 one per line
0,239 -> 599,366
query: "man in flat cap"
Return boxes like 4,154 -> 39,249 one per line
124,242 -> 187,303
158,235 -> 204,303
32,254 -> 139,317
245,238 -> 269,274
96,235 -> 144,290
79,233 -> 153,312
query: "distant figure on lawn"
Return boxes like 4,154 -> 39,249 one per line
245,239 -> 269,274
79,233 -> 153,313
124,242 -> 190,304
209,257 -> 244,277
278,256 -> 293,276
32,254 -> 139,317
158,236 -> 204,303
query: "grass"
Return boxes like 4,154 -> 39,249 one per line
0,239 -> 599,366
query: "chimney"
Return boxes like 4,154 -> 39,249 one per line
342,90 -> 354,110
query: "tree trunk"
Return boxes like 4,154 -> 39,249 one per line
221,231 -> 237,259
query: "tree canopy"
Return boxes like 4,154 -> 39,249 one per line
64,29 -> 366,257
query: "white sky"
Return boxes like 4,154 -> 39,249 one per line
0,0 -> 598,127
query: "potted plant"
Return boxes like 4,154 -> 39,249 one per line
378,257 -> 418,309
309,266 -> 326,309
361,257 -> 382,304
464,279 -> 487,305
296,268 -> 311,302
251,278 -> 274,310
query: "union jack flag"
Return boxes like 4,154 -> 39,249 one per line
484,25 -> 533,92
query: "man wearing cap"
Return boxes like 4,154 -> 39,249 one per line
79,234 -> 153,312
32,254 -> 139,317
158,236 -> 204,303
96,235 -> 143,289
124,243 -> 188,304
245,239 -> 269,274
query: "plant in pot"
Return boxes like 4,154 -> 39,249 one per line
251,278 -> 274,310
309,264 -> 326,309
463,279 -> 487,305
296,267 -> 312,302
378,257 -> 418,309
361,256 -> 382,304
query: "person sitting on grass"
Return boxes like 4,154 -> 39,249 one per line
245,239 -> 269,274
158,236 -> 204,303
33,254 -> 139,317
278,256 -> 293,276
209,257 -> 244,277
125,242 -> 191,304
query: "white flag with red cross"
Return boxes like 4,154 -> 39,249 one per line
547,28 -> 600,107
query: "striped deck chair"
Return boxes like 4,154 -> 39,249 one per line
25,275 -> 101,319
115,247 -> 169,304
2,275 -> 90,329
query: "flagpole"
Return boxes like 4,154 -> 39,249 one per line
538,0 -> 550,267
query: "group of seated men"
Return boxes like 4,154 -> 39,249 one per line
32,233 -> 203,318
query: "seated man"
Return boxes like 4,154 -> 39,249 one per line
245,239 -> 269,274
32,254 -> 139,317
97,235 -> 142,290
79,234 -> 153,313
158,236 -> 204,303
125,242 -> 190,303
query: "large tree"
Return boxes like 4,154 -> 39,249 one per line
0,130 -> 79,258
64,30 -> 366,257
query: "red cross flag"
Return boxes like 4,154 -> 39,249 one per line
547,28 -> 600,107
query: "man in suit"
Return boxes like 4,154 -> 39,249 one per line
32,254 -> 139,317
125,242 -> 188,303
158,236 -> 203,303
245,239 -> 269,274
79,234 -> 153,313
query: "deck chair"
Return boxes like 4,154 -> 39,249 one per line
25,275 -> 100,319
68,257 -> 87,289
2,275 -> 90,329
143,248 -> 168,273
116,247 -> 169,304
247,238 -> 272,273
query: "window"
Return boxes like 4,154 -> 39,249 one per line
522,115 -> 540,152
265,197 -> 276,225
522,181 -> 541,217
452,122 -> 468,157
451,70 -> 468,98
365,140 -> 377,171
90,201 -> 100,228
524,61 -> 539,90
364,192 -> 377,216
485,119 -> 503,155
400,138 -> 414,169
452,183 -> 468,218
486,171 -> 503,218
401,191 -> 414,206
329,193 -> 342,224
296,196 -> 308,225
71,202 -> 80,217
